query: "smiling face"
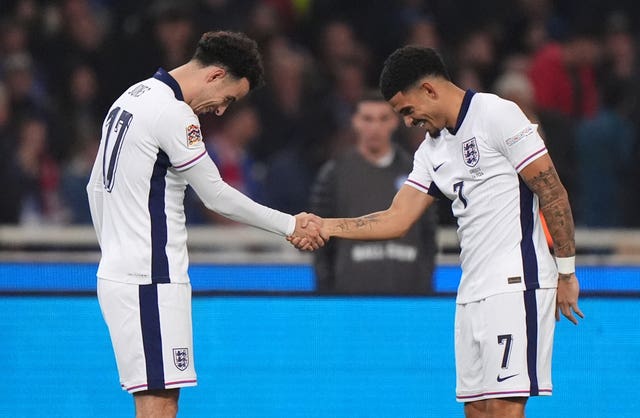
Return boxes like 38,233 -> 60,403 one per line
388,80 -> 447,138
191,69 -> 250,116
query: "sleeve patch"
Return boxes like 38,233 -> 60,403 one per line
186,124 -> 203,148
505,125 -> 535,147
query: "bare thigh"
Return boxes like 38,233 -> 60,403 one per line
134,388 -> 180,418
465,397 -> 527,418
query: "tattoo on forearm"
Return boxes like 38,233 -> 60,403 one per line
337,214 -> 380,233
524,166 -> 575,257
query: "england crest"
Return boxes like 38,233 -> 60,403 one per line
462,137 -> 479,167
173,348 -> 189,371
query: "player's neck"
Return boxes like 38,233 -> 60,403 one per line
444,84 -> 468,131
168,62 -> 199,106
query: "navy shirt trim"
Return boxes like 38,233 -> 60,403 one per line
448,89 -> 475,135
153,68 -> 184,101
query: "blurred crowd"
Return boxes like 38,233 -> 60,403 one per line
1,0 -> 639,228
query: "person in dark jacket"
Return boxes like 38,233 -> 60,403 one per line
310,90 -> 437,294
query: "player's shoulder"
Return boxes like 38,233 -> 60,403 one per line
471,92 -> 518,112
159,99 -> 196,123
145,93 -> 196,128
470,92 -> 524,132
414,134 -> 433,155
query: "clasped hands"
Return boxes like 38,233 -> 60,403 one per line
288,212 -> 328,251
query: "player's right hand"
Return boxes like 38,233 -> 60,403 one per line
289,213 -> 327,251
556,273 -> 584,325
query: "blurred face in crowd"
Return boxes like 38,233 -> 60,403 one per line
566,36 -> 602,67
389,78 -> 447,138
190,68 -> 250,116
352,100 -> 399,153
224,105 -> 261,147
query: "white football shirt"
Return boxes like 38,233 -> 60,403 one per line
87,69 -> 293,285
406,91 -> 557,303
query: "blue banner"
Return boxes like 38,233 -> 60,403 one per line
0,263 -> 638,293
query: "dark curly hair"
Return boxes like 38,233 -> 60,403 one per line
192,31 -> 265,90
379,46 -> 450,101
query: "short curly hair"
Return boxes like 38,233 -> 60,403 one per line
379,46 -> 450,101
192,31 -> 265,90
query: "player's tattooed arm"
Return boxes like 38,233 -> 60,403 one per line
334,214 -> 380,233
521,155 -> 583,325
322,185 -> 435,241
520,154 -> 575,259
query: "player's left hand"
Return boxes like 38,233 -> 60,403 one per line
556,273 -> 584,325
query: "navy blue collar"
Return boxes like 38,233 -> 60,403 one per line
447,89 -> 475,135
153,68 -> 184,101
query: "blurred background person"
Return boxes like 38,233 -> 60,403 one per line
528,21 -> 602,120
597,11 -> 640,226
574,78 -> 636,227
310,90 -> 437,295
256,37 -> 336,215
7,116 -> 65,225
59,124 -> 100,224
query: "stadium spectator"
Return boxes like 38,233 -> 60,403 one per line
453,26 -> 499,92
403,15 -> 440,49
575,79 -> 636,227
2,52 -> 50,123
10,117 -> 65,225
598,12 -> 640,226
310,90 -> 437,294
528,23 -> 601,119
255,38 -> 336,214
56,62 -> 102,163
59,125 -> 100,224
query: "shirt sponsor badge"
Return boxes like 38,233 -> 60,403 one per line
505,125 -> 534,147
186,124 -> 202,148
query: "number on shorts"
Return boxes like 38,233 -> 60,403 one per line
497,334 -> 513,369
102,106 -> 133,192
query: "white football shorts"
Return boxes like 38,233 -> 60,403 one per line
455,288 -> 556,402
97,278 -> 197,393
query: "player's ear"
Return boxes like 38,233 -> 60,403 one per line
420,81 -> 437,99
206,66 -> 226,83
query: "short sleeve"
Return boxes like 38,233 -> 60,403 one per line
485,98 -> 548,172
405,144 -> 432,194
154,103 -> 207,171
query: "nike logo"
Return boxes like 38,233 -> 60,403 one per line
433,162 -> 445,172
496,373 -> 519,382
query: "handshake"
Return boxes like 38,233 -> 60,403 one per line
288,212 -> 329,251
